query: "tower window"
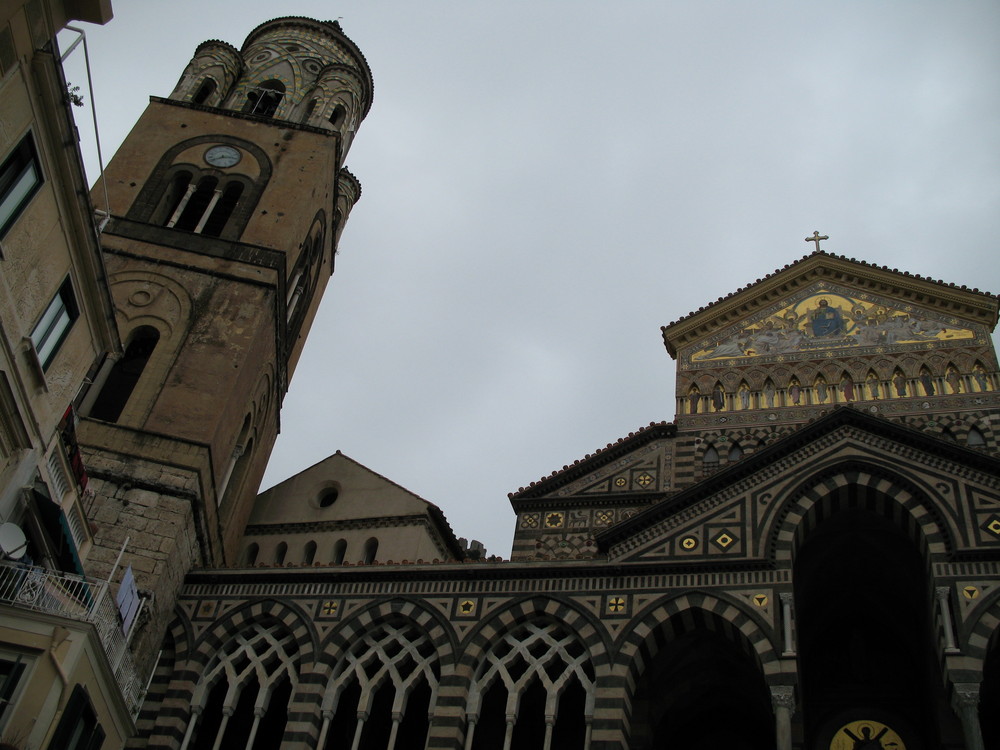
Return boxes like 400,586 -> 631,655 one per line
89,326 -> 159,423
243,80 -> 285,118
192,78 -> 217,105
171,176 -> 219,232
302,98 -> 317,123
329,104 -> 346,128
0,133 -> 43,239
201,181 -> 244,237
31,278 -> 78,370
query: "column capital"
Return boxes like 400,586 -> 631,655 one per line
779,592 -> 794,605
770,684 -> 795,710
935,585 -> 952,600
952,682 -> 981,709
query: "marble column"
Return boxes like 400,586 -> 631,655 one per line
770,685 -> 795,750
952,683 -> 985,750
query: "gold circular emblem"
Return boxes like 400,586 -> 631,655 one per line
681,536 -> 698,550
830,720 -> 903,750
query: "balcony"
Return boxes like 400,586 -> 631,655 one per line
0,560 -> 143,716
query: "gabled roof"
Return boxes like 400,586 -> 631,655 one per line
257,450 -> 464,559
595,406 -> 1000,551
661,250 -> 999,358
508,421 -> 676,504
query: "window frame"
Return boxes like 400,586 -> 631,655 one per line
0,651 -> 31,730
30,277 -> 79,371
0,132 -> 44,241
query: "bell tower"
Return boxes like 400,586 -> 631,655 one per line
77,17 -> 372,674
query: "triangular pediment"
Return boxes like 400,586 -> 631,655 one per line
679,280 -> 988,370
662,251 -> 998,360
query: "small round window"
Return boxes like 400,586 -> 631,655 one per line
319,487 -> 339,507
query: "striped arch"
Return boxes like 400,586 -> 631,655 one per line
768,461 -> 953,564
461,596 -> 608,674
618,590 -> 780,693
460,597 -> 602,750
316,597 -> 457,681
614,591 -> 780,746
315,599 -> 453,750
959,588 -> 1000,666
188,598 -> 317,672
187,602 -> 313,712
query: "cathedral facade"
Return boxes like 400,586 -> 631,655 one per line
2,11 -> 1000,750
138,248 -> 1000,750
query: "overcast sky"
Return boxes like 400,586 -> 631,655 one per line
61,1 -> 1000,558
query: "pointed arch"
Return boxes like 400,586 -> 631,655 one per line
616,592 -> 780,748
189,626 -> 296,746
315,598 -> 455,749
461,599 -> 602,750
768,462 -> 953,565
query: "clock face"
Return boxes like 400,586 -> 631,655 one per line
204,145 -> 241,168
830,720 -> 904,749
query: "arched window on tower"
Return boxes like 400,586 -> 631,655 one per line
201,181 -> 244,237
302,98 -> 318,124
274,542 -> 287,565
89,326 -> 160,423
153,170 -> 193,225
192,78 -> 217,105
243,80 -> 285,118
362,537 -> 378,565
728,443 -> 743,462
169,176 -> 218,231
166,175 -> 247,238
244,543 -> 259,566
329,103 -> 346,129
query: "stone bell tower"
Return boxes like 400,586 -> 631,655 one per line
76,16 -> 372,675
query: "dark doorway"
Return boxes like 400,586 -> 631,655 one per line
628,612 -> 774,749
794,505 -> 950,747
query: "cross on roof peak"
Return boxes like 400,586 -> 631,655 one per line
805,231 -> 829,251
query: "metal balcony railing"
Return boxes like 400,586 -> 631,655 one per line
0,560 -> 143,716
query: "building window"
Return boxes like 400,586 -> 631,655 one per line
332,539 -> 346,564
0,654 -> 28,728
31,278 -> 79,370
362,537 -> 378,565
0,133 -> 43,239
46,684 -> 105,750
